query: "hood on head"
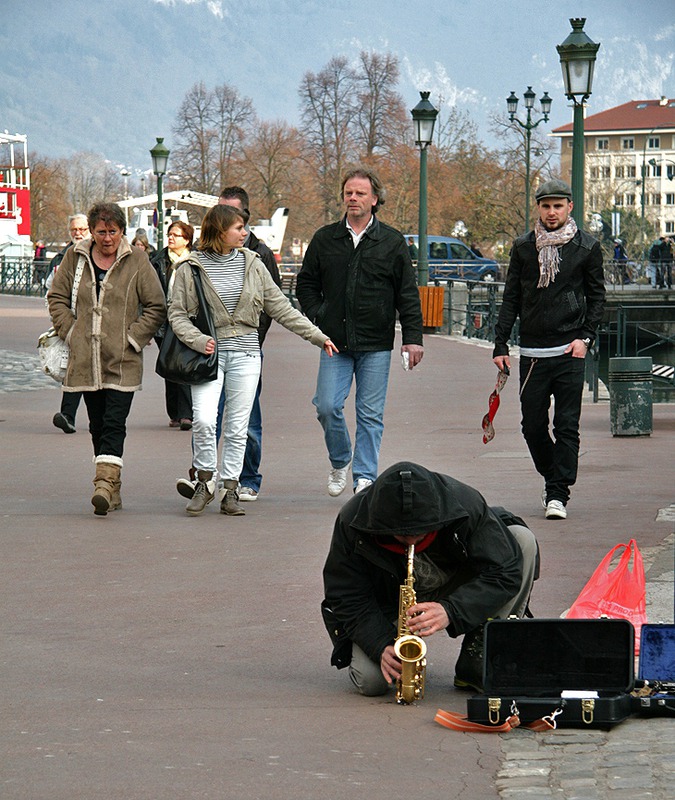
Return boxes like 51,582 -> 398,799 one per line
349,461 -> 467,537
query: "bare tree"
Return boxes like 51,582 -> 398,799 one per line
29,154 -> 70,245
172,82 -> 254,195
67,152 -> 117,215
299,56 -> 358,222
354,51 -> 407,158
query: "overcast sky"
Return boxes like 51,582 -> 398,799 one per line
3,0 -> 674,180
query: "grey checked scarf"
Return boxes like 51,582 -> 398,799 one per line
534,216 -> 577,288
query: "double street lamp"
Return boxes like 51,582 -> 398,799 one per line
150,137 -> 170,252
507,87 -> 552,234
556,17 -> 600,230
410,91 -> 438,286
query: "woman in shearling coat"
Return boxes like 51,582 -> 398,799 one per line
48,202 -> 166,515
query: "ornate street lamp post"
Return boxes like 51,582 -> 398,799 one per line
150,137 -> 170,252
556,17 -> 600,230
410,91 -> 438,286
507,87 -> 552,233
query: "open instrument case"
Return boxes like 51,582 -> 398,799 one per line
632,623 -> 675,717
466,618 -> 635,729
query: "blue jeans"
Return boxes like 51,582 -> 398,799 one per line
312,350 -> 391,486
519,353 -> 586,505
217,354 -> 264,492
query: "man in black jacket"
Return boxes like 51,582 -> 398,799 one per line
321,462 -> 538,695
493,179 -> 605,520
296,168 -> 424,497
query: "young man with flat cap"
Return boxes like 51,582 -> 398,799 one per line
492,179 -> 605,520
321,461 -> 538,696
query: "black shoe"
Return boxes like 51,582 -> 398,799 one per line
454,625 -> 485,692
53,412 -> 76,434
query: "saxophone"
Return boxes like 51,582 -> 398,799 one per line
394,543 -> 427,704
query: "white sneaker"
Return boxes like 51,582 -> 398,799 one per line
327,462 -> 351,496
545,500 -> 567,520
238,486 -> 258,502
354,478 -> 373,494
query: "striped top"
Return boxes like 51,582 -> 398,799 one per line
197,249 -> 259,352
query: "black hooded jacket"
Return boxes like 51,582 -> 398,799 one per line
321,462 -> 524,669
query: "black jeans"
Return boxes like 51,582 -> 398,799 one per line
519,353 -> 585,504
83,389 -> 134,459
60,391 -> 82,423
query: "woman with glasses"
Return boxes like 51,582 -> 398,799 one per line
48,202 -> 166,516
151,221 -> 195,430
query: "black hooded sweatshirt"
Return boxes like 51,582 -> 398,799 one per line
322,462 -> 524,668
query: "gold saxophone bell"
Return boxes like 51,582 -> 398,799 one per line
394,543 -> 427,704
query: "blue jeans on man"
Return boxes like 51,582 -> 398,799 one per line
519,353 -> 585,505
312,349 -> 391,488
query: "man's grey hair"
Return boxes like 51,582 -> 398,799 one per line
341,167 -> 386,212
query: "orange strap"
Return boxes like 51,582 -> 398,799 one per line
434,708 -> 556,733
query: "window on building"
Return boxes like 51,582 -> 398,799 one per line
590,166 -> 599,179
652,194 -> 661,205
621,137 -> 634,150
601,166 -> 611,178
666,194 -> 675,206
627,165 -> 636,178
596,138 -> 609,150
614,196 -> 624,206
625,194 -> 636,205
567,140 -> 573,148
651,164 -> 662,177
666,222 -> 674,233
615,165 -> 625,178
648,136 -> 660,149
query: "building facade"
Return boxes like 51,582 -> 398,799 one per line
551,97 -> 675,235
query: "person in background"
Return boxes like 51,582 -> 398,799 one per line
492,179 -> 605,521
131,233 -> 156,259
168,204 -> 337,518
407,237 -> 419,261
321,462 -> 538,695
470,242 -> 484,257
48,203 -> 166,516
612,238 -> 631,284
46,213 -> 89,433
296,167 -> 424,497
659,235 -> 673,289
151,220 -> 195,431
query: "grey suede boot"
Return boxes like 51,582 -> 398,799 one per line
185,470 -> 215,516
220,479 -> 245,516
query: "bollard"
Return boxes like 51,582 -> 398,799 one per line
608,357 -> 653,436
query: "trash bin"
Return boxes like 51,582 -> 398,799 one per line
608,357 -> 653,436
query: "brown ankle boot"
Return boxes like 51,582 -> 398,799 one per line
186,470 -> 214,516
92,460 -> 121,516
220,479 -> 245,516
109,477 -> 122,511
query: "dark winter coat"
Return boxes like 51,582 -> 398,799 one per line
296,215 -> 423,352
321,462 -> 524,669
493,229 -> 605,355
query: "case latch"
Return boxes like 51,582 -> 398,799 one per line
581,698 -> 595,725
488,697 -> 501,724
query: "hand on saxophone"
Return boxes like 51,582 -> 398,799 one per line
406,602 -> 449,636
380,645 -> 403,685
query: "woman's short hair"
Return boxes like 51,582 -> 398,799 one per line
198,204 -> 248,253
88,202 -> 126,234
168,220 -> 194,248
131,234 -> 150,249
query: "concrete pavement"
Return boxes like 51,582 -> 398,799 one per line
1,293 -> 673,800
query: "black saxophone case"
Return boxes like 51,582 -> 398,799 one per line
632,623 -> 675,717
466,618 -> 634,729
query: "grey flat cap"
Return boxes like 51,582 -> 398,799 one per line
535,179 -> 573,201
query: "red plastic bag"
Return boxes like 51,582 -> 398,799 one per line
567,539 -> 647,653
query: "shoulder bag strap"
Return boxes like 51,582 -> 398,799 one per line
189,264 -> 216,337
71,255 -> 86,317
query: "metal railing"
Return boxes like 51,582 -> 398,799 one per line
0,256 -> 48,296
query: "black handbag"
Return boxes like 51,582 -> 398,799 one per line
155,264 -> 218,385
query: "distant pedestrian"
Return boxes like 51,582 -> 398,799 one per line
648,239 -> 662,288
659,236 -> 672,289
296,167 -> 424,497
48,202 -> 166,516
613,238 -> 630,284
471,242 -> 484,258
407,237 -> 419,260
151,220 -> 195,430
45,213 -> 89,434
492,179 -> 605,521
